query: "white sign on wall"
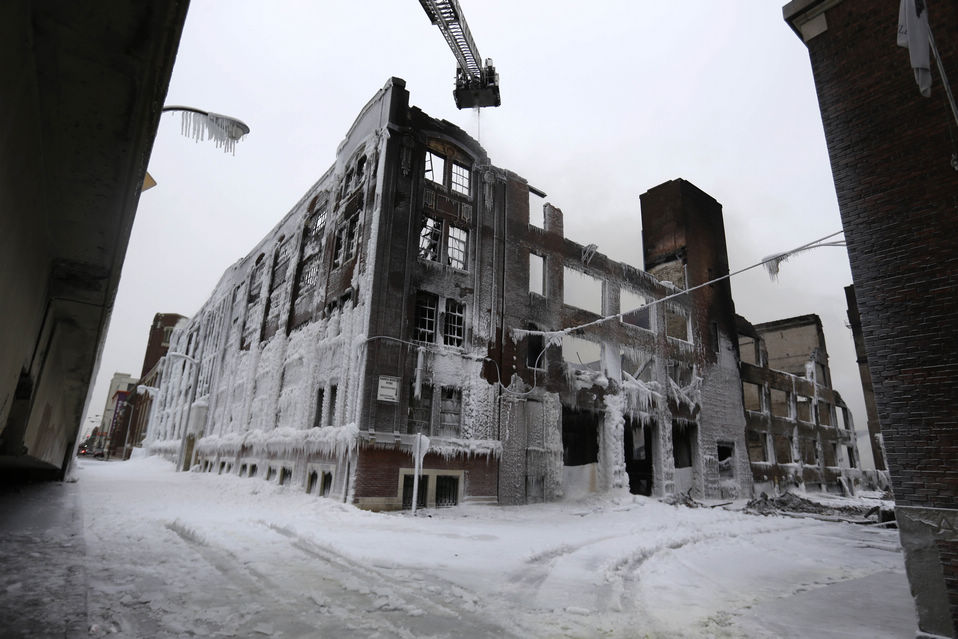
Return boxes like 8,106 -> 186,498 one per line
377,375 -> 400,403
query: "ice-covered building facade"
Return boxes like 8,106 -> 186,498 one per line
737,314 -> 865,495
145,78 -> 759,509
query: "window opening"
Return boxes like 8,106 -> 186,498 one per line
307,471 -> 318,494
846,446 -> 857,468
717,443 -> 735,479
562,335 -> 601,370
529,189 -> 545,227
739,337 -> 758,365
770,388 -> 790,418
818,402 -> 832,426
747,430 -> 767,462
266,466 -> 276,481
333,211 -> 360,269
443,299 -> 465,347
773,434 -> 793,464
438,387 -> 462,437
435,476 -> 459,507
419,216 -> 442,262
529,253 -> 545,295
424,151 -> 445,186
279,467 -> 291,486
314,387 -> 325,428
321,471 -> 333,496
402,474 -> 428,510
414,292 -> 439,343
249,464 -> 257,478
796,396 -> 812,422
446,225 -> 468,269
328,384 -> 338,426
563,267 -> 603,314
407,383 -> 433,434
743,382 -> 762,412
451,163 -> 470,196
665,306 -> 691,342
620,289 -> 651,330
667,361 -> 694,388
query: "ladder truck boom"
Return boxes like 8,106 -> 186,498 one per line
419,0 -> 500,108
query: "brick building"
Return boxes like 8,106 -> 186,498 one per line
738,314 -> 864,495
784,1 -> 958,635
106,313 -> 184,460
145,78 -> 769,509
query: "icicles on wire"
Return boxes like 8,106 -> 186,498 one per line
178,110 -> 249,155
762,239 -> 846,281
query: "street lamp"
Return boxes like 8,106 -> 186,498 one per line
162,106 -> 250,154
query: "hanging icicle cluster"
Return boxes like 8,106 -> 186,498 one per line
179,110 -> 248,155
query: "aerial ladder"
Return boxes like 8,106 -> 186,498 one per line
419,0 -> 501,109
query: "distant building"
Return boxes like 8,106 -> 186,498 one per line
106,313 -> 184,460
843,285 -> 885,471
98,373 -> 136,453
737,314 -> 862,495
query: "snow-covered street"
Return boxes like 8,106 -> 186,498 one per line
6,457 -> 914,638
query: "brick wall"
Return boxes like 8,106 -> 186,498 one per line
786,0 -> 958,633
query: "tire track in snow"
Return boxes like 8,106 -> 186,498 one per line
259,520 -> 526,639
165,519 -> 421,638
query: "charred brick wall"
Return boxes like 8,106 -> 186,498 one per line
785,1 -> 958,634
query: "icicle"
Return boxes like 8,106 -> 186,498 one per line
411,432 -> 430,515
414,347 -> 424,400
178,110 -> 247,155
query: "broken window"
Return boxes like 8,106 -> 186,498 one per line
665,306 -> 691,342
529,189 -> 545,227
447,225 -> 468,269
620,289 -> 651,330
424,151 -> 445,186
796,396 -> 812,422
563,267 -> 603,314
770,388 -> 790,418
739,337 -> 758,365
667,361 -> 694,388
621,349 -> 653,382
562,335 -> 601,369
846,446 -> 857,468
437,387 -> 461,437
263,238 -> 293,340
743,382 -> 762,412
414,292 -> 439,343
747,429 -> 767,462
333,212 -> 359,268
443,299 -> 465,347
307,471 -> 318,494
407,383 -> 433,434
529,253 -> 545,295
450,163 -> 470,196
818,402 -> 832,426
824,442 -> 837,467
773,433 -> 793,464
241,258 -> 266,349
801,437 -> 819,465
418,215 -> 442,262
526,323 -> 545,369
279,467 -> 291,486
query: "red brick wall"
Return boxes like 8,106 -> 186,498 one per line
353,446 -> 498,499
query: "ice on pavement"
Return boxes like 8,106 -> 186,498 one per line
73,456 -> 914,638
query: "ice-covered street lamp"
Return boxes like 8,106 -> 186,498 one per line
162,105 -> 250,155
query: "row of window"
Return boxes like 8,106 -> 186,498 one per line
743,382 -> 846,428
407,384 -> 461,438
747,430 -> 857,468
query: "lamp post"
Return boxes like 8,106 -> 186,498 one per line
166,351 -> 201,471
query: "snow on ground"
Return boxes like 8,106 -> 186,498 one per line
75,456 -> 914,638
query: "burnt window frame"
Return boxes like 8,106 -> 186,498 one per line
414,292 -> 439,344
450,162 -> 470,196
424,150 -> 445,186
443,298 -> 465,347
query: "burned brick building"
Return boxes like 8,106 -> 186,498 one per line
738,314 -> 863,495
146,78 -> 857,510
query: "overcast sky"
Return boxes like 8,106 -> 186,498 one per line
84,1 -> 872,465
